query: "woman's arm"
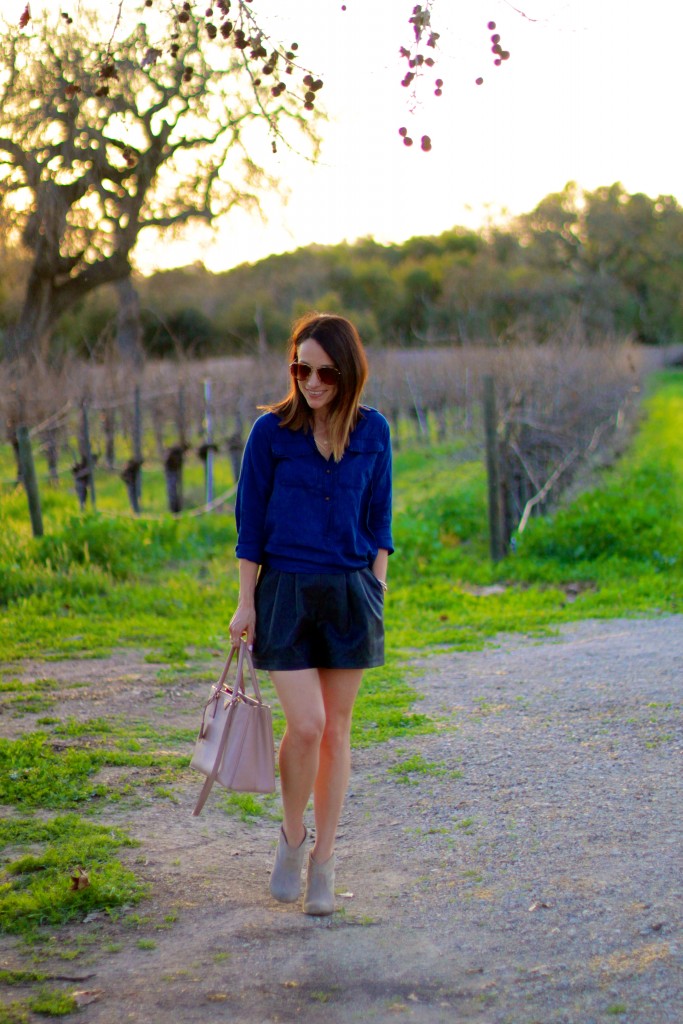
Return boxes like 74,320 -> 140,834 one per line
229,559 -> 259,648
371,548 -> 389,587
235,415 -> 276,564
367,415 -> 394,557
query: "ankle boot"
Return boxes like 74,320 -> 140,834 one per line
270,827 -> 307,903
303,852 -> 336,916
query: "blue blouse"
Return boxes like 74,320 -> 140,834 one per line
235,407 -> 393,573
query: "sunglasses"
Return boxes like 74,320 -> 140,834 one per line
289,361 -> 340,387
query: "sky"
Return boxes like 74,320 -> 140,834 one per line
21,1 -> 683,273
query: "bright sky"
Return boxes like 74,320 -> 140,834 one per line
23,1 -> 683,273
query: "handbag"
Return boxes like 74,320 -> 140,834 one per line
190,640 -> 276,816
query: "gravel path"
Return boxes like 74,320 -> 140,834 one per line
2,615 -> 681,1023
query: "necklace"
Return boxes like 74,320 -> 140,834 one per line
313,428 -> 331,456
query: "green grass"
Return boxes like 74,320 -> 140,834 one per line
0,970 -> 48,985
0,369 -> 681,945
387,370 -> 682,651
28,989 -> 78,1016
216,791 -> 281,822
0,816 -> 142,938
0,730 -> 189,809
0,1004 -> 30,1024
387,752 -> 464,785
5,373 -> 679,665
0,437 -> 236,516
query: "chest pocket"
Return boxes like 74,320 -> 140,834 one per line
271,437 -> 317,491
337,437 -> 385,490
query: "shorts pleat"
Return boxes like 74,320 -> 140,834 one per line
252,567 -> 385,671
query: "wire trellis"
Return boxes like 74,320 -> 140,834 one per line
1,340 -> 660,533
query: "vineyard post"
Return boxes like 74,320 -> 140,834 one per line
178,385 -> 187,446
16,426 -> 44,538
134,385 -> 143,503
204,378 -> 214,505
103,409 -> 116,469
483,375 -> 504,562
80,402 -> 97,510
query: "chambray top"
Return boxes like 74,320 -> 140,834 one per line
235,407 -> 393,573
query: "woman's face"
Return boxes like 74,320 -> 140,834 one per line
296,337 -> 339,415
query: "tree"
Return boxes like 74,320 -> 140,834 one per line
581,185 -> 683,343
0,5 -> 318,360
515,182 -> 683,343
17,2 -> 510,151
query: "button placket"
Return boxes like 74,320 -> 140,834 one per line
323,460 -> 334,503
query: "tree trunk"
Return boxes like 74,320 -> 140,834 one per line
6,271 -> 58,360
6,256 -> 132,361
115,277 -> 144,366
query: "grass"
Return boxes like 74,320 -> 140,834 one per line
387,752 -> 463,785
0,729 -> 189,809
387,370 -> 682,652
0,1005 -> 30,1024
28,989 -> 78,1016
0,815 -> 142,937
0,368 -> 681,949
216,791 -> 281,822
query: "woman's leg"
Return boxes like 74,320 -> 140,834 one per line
311,668 -> 364,863
269,668 -> 325,846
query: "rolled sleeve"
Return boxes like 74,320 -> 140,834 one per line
235,415 -> 276,563
368,421 -> 394,554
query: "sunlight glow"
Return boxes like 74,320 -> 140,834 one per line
20,0 -> 683,275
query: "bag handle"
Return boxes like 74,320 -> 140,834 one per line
239,643 -> 263,703
216,641 -> 262,702
198,642 -> 264,735
192,642 -> 260,817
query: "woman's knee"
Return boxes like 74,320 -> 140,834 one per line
286,713 -> 325,749
321,715 -> 352,755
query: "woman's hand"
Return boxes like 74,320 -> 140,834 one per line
230,560 -> 260,648
371,548 -> 389,589
229,601 -> 256,648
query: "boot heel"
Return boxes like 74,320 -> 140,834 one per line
303,852 -> 335,916
270,827 -> 307,903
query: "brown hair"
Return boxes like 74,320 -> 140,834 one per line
264,312 -> 369,462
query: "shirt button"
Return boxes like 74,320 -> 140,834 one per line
325,496 -> 330,501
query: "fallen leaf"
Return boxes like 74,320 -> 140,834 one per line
70,867 -> 90,891
73,990 -> 102,1008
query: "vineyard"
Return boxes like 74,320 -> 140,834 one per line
0,335 -> 665,550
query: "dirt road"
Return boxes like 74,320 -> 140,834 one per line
2,615 -> 681,1023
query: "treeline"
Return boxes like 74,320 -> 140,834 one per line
3,180 -> 683,357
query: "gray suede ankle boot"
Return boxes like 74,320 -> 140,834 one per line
303,852 -> 336,916
270,827 -> 307,903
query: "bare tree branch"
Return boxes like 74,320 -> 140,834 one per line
1,3 -> 320,358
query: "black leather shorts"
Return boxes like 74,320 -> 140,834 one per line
252,566 -> 385,671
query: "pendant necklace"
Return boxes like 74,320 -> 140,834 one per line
313,427 -> 331,457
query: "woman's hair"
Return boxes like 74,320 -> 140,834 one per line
263,312 -> 369,461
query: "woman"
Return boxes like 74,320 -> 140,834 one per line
229,312 -> 393,916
